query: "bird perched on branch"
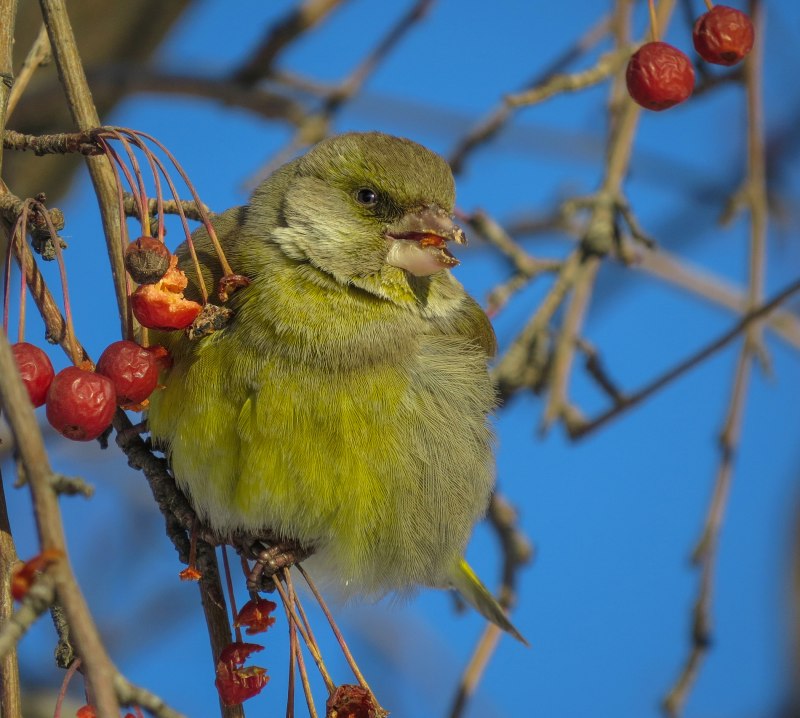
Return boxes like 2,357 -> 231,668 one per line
148,132 -> 524,642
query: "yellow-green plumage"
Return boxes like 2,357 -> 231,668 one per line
148,132 -> 524,642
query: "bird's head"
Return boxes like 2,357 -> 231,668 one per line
245,132 -> 467,289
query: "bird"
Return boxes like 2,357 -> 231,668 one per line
147,131 -> 524,642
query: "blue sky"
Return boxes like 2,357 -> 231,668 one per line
4,1 -> 800,717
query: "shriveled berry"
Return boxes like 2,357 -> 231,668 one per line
131,255 -> 202,330
626,41 -> 695,111
11,342 -> 55,407
326,685 -> 382,718
96,340 -> 160,405
693,5 -> 754,66
215,642 -> 269,706
46,367 -> 117,441
124,236 -> 171,285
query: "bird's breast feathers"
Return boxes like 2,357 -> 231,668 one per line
148,266 -> 495,594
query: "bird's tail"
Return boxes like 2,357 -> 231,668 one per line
450,558 -> 528,645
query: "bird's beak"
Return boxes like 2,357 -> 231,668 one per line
384,205 -> 467,277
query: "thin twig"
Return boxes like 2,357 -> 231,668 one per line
449,13 -> 611,172
448,624 -> 502,718
448,493 -> 533,718
6,23 -> 52,118
663,3 -> 767,714
540,256 -> 600,432
122,193 -> 211,223
570,276 -> 800,440
296,564 -> 374,696
280,575 -> 316,718
272,571 -> 336,693
114,674 -> 187,718
248,0 -> 434,185
0,572 -> 55,659
2,127 -> 101,155
232,0 -> 347,85
0,0 -> 20,181
505,46 -> 632,108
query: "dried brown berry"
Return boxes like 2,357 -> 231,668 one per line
693,5 -> 754,66
326,685 -> 384,718
124,236 -> 171,285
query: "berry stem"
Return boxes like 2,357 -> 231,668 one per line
280,575 -> 316,718
2,214 -> 15,335
16,203 -> 29,342
704,0 -> 713,10
115,129 -> 209,304
132,130 -> 237,284
220,544 -> 242,644
100,129 -> 151,237
39,200 -> 80,365
648,0 -> 659,42
296,563 -> 375,696
53,658 -> 82,718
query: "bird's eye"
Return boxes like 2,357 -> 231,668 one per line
356,188 -> 378,206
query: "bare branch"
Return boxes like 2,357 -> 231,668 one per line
6,23 -> 51,119
233,0 -> 348,86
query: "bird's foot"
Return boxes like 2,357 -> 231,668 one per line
233,536 -> 313,592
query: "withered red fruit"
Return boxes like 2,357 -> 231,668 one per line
693,5 -> 754,66
326,685 -> 383,718
219,642 -> 264,666
234,598 -> 278,635
626,42 -> 695,111
46,367 -> 117,441
124,236 -> 171,285
215,664 -> 269,706
215,641 -> 269,706
11,342 -> 55,407
96,340 -> 160,405
131,255 -> 202,330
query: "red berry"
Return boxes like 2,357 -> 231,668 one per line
96,340 -> 160,405
11,342 -> 55,407
626,42 -> 695,111
131,255 -> 202,330
46,367 -> 117,441
693,5 -> 754,66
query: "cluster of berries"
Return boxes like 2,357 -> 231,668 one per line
11,339 -> 167,441
627,4 -> 754,111
9,232 -> 197,442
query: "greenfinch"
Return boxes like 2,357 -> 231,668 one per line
148,132 -> 524,642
